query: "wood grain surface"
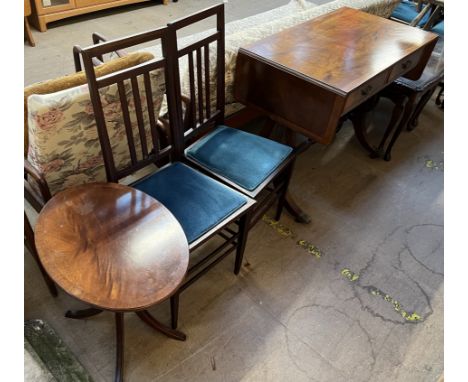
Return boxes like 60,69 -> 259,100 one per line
35,182 -> 189,311
234,7 -> 438,144
241,7 -> 437,93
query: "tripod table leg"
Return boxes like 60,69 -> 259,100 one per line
115,313 -> 124,382
136,310 -> 186,341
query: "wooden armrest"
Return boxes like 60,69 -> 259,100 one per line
24,159 -> 51,211
157,118 -> 171,148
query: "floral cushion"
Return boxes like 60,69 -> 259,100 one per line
24,52 -> 155,156
27,67 -> 165,196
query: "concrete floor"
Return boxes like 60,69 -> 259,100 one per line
24,1 -> 443,381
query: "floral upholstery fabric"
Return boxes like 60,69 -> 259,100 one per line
24,52 -> 155,156
27,70 -> 165,196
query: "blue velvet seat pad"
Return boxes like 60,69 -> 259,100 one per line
186,126 -> 293,192
391,1 -> 430,27
133,162 -> 248,244
431,20 -> 444,36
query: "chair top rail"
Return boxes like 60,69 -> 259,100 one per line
168,3 -> 224,31
81,27 -> 167,58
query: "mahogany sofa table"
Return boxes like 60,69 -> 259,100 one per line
234,7 -> 438,152
35,182 -> 189,382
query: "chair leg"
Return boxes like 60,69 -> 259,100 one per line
349,96 -> 380,156
375,93 -> 407,158
234,212 -> 251,275
435,83 -> 444,109
407,87 -> 437,131
170,294 -> 179,330
25,213 -> 58,297
27,246 -> 59,297
384,93 -> 418,161
275,162 -> 295,221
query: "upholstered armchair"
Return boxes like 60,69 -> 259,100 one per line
24,51 -> 156,211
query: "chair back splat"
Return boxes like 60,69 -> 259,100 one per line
168,4 -> 226,144
80,27 -> 182,182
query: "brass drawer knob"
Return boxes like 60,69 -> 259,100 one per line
401,60 -> 412,70
361,85 -> 373,97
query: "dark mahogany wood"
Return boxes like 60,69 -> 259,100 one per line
168,4 -> 225,146
77,24 -> 256,331
115,312 -> 124,382
65,308 -> 103,319
35,182 -> 190,382
35,183 -> 189,311
234,7 -> 438,145
135,310 -> 186,340
79,27 -> 179,183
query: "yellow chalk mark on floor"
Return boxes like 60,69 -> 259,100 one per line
341,269 -> 422,322
341,268 -> 359,281
369,287 -> 422,322
425,159 -> 444,171
262,215 -> 323,258
297,240 -> 322,258
262,215 -> 295,238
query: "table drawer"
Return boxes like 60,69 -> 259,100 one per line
389,48 -> 424,81
343,69 -> 389,114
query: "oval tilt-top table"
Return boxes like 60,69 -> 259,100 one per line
35,182 -> 190,382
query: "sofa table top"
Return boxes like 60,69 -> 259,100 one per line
240,7 -> 438,94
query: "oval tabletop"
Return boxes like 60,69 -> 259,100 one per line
35,182 -> 189,312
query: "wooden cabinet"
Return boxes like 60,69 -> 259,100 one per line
30,0 -> 169,32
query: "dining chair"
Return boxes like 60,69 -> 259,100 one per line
375,39 -> 443,160
391,1 -> 432,27
167,4 -> 305,229
79,26 -> 255,329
